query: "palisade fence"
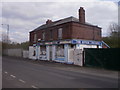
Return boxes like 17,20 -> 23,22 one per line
3,49 -> 29,59
84,48 -> 119,70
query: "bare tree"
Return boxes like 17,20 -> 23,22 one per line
105,22 -> 120,48
108,22 -> 120,37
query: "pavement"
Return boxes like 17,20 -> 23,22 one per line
2,56 -> 119,88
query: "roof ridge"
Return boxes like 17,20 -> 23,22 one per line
34,16 -> 100,31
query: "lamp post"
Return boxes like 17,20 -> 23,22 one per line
1,24 -> 9,43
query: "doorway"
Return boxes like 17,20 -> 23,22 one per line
49,45 -> 52,60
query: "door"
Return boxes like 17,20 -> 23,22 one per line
73,49 -> 83,66
49,45 -> 52,60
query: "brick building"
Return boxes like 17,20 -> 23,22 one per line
29,7 -> 105,66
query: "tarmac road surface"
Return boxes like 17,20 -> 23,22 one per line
2,56 -> 119,88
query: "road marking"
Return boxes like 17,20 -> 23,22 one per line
10,75 -> 16,78
31,85 -> 38,88
4,71 -> 8,74
18,79 -> 26,83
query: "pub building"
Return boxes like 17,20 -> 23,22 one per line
29,7 -> 108,66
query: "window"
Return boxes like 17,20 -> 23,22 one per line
50,30 -> 53,39
97,32 -> 99,35
33,47 -> 36,56
97,31 -> 101,36
42,31 -> 45,40
58,28 -> 62,39
40,46 -> 46,55
56,45 -> 64,57
34,33 -> 37,42
71,44 -> 76,49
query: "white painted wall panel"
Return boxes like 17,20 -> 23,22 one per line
52,45 -> 56,60
68,49 -> 74,63
46,46 -> 50,60
23,50 -> 29,58
73,49 -> 83,66
29,46 -> 36,60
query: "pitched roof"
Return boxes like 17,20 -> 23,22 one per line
34,16 -> 99,31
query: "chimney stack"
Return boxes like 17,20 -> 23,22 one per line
46,19 -> 52,24
79,7 -> 85,23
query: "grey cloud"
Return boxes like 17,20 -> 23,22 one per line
2,2 -> 55,21
2,1 -> 118,42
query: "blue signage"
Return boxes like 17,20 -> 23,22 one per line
36,43 -> 40,46
71,40 -> 101,45
71,40 -> 77,44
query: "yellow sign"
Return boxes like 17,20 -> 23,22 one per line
60,41 -> 71,44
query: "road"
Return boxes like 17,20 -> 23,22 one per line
2,56 -> 119,88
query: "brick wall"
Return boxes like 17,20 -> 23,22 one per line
29,31 -> 34,46
29,22 -> 101,46
71,22 -> 101,41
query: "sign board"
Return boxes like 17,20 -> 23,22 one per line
34,39 -> 101,46
71,40 -> 101,45
45,42 -> 53,45
60,41 -> 71,44
36,42 -> 45,46
52,41 -> 60,44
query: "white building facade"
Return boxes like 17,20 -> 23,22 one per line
29,39 -> 102,66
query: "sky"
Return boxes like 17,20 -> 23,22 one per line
0,0 -> 119,43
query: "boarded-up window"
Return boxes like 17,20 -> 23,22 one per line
58,28 -> 62,39
56,45 -> 64,57
50,30 -> 53,39
40,46 -> 46,55
34,33 -> 37,42
42,32 -> 45,40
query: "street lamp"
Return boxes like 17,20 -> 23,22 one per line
1,24 -> 9,43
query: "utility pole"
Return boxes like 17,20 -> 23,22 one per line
1,24 -> 9,43
1,24 -> 9,56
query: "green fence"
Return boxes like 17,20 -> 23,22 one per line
84,48 -> 119,70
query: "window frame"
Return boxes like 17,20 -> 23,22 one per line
42,31 -> 45,40
50,30 -> 53,40
34,33 -> 37,42
58,28 -> 63,39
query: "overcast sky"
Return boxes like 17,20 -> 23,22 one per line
0,0 -> 119,43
